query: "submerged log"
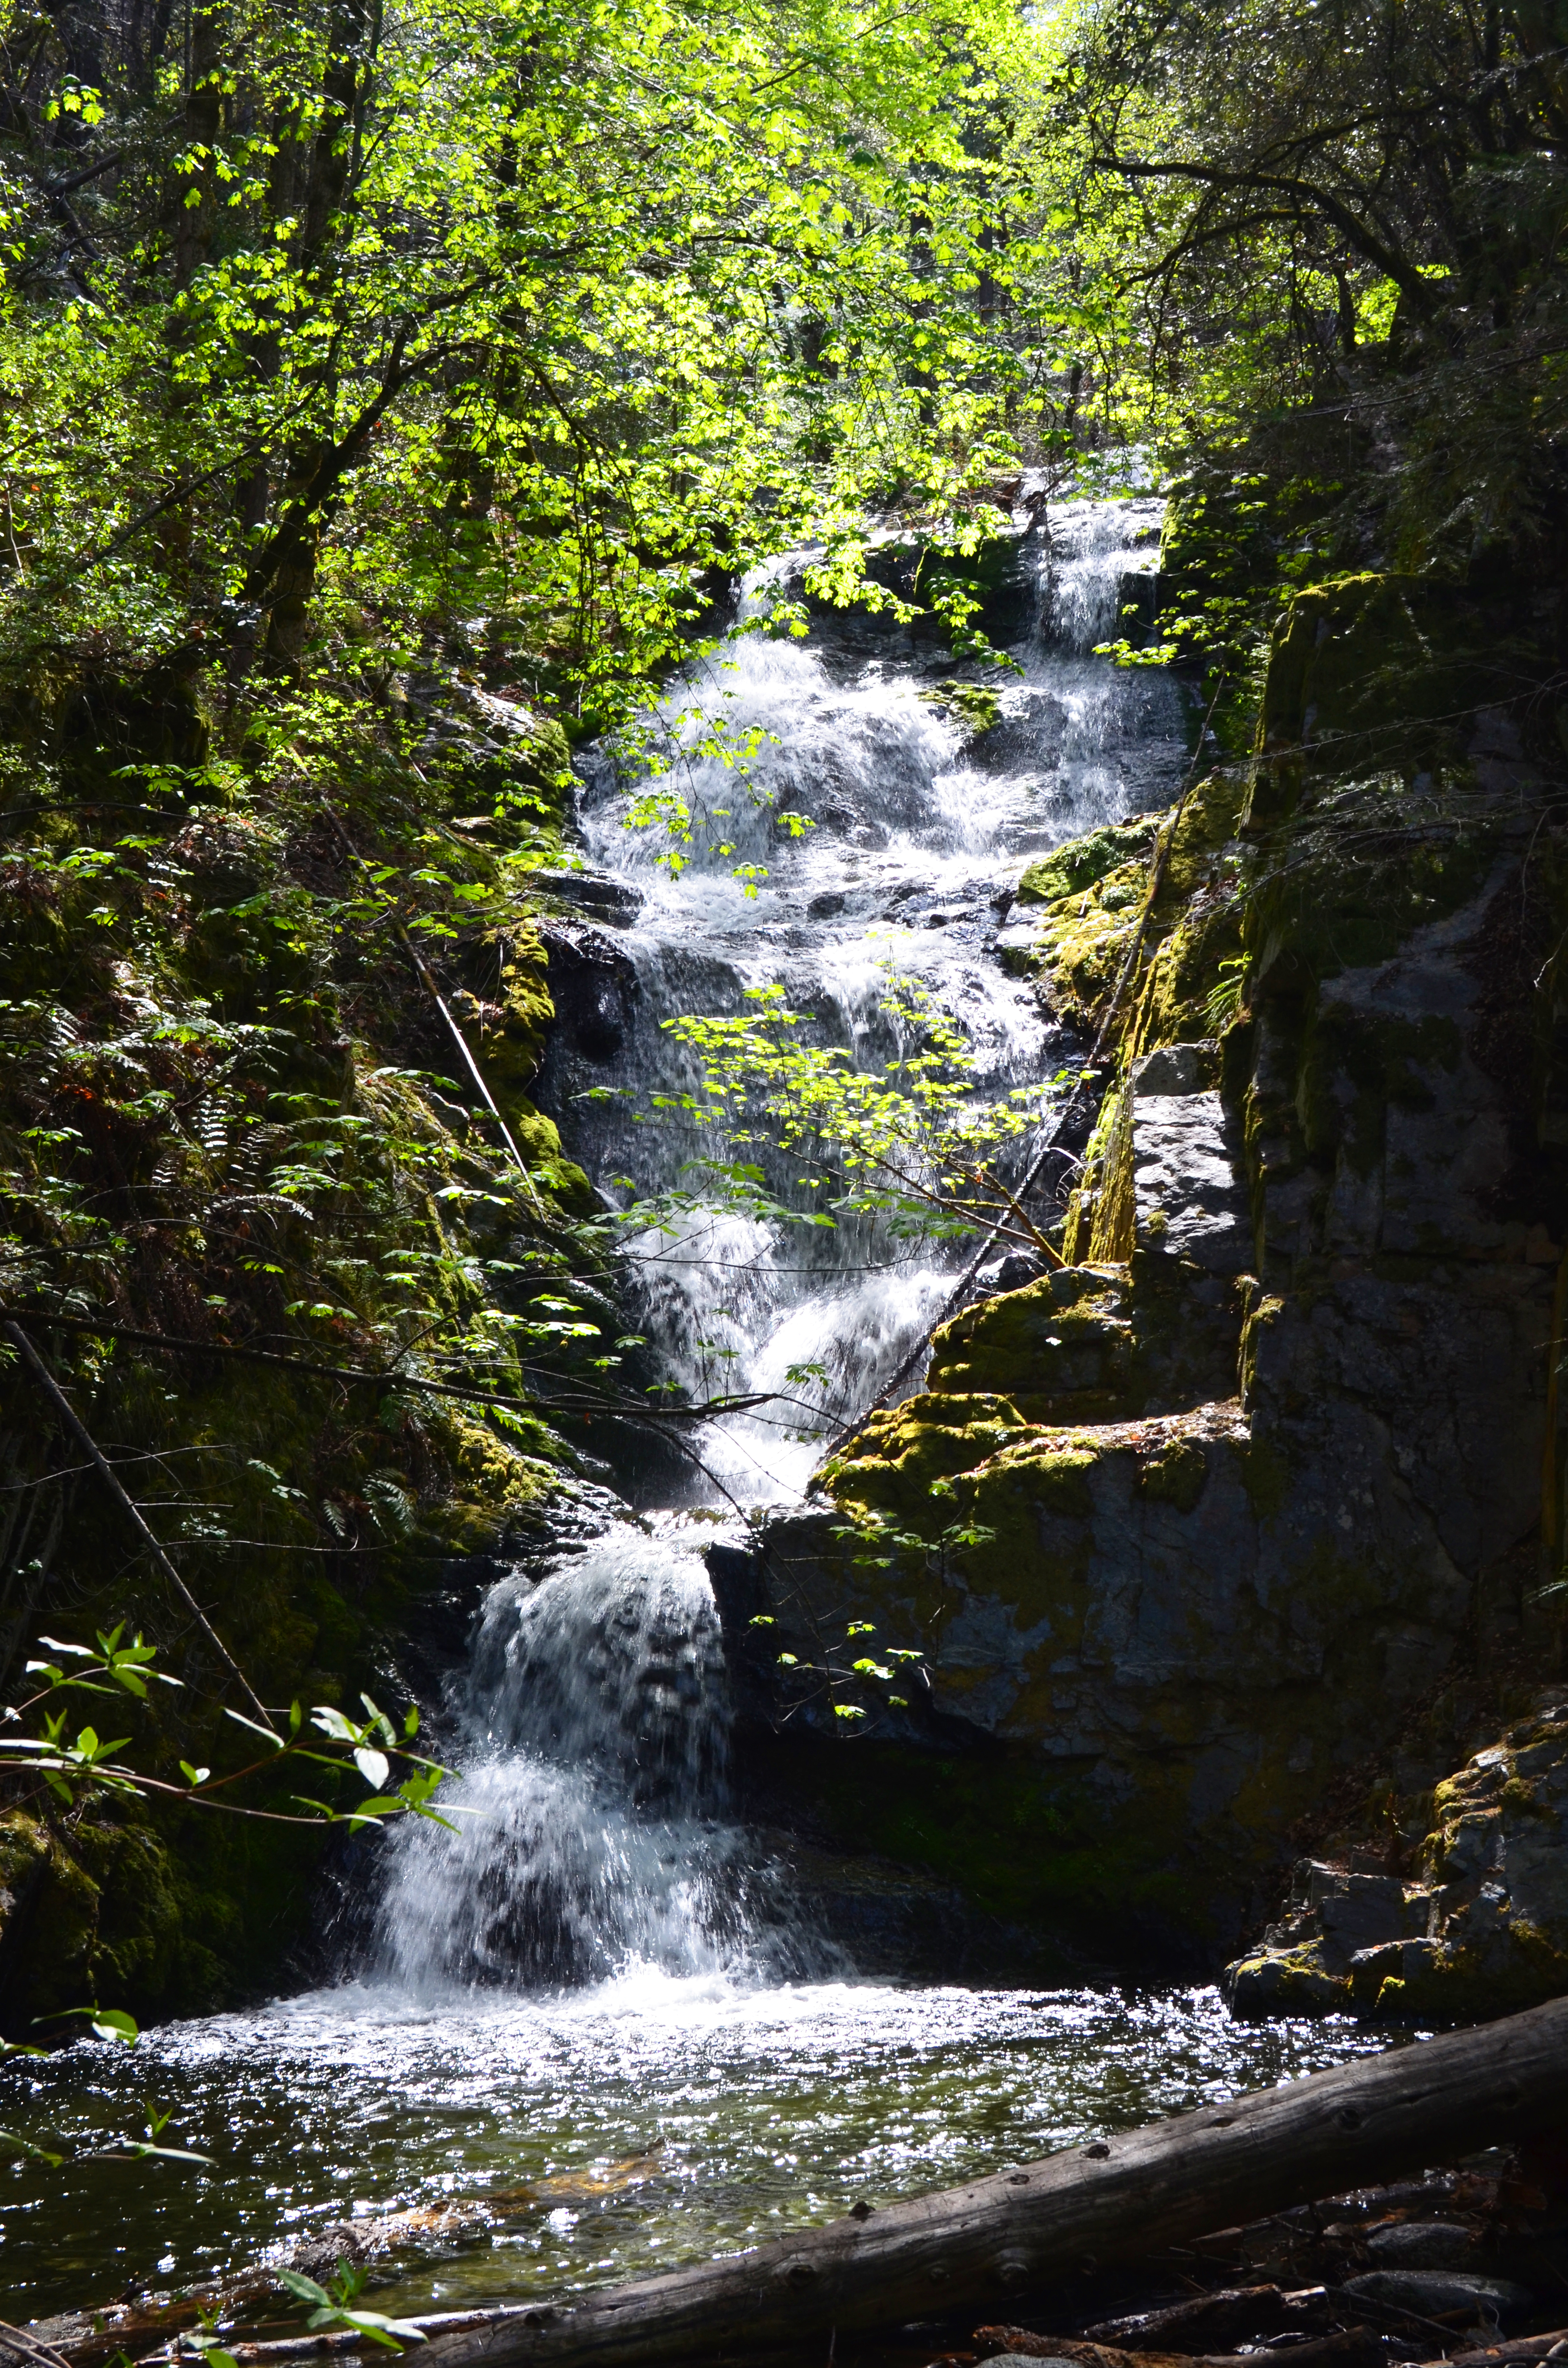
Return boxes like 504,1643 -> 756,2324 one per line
24,2159 -> 666,2368
72,1996 -> 1568,2368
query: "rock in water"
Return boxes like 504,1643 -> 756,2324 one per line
1343,2270 -> 1535,2325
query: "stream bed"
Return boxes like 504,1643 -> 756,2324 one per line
5,494 -> 1398,2326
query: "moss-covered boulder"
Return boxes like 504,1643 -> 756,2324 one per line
716,1383 -> 1479,1960
928,1265 -> 1135,1424
1014,816 -> 1158,909
1228,1698 -> 1568,2020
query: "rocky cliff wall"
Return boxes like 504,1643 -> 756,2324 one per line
713,550 -> 1568,1983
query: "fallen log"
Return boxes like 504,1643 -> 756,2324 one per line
61,1995 -> 1568,2368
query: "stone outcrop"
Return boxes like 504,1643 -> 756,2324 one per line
714,558 -> 1568,1976
1227,1695 -> 1568,2019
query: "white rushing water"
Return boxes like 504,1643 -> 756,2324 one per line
556,493 -> 1186,1500
370,496 -> 1190,1995
377,1526 -> 798,1991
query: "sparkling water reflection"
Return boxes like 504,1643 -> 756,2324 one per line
4,1976 -> 1392,2321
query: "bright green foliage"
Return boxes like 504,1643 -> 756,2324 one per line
0,0 -> 1036,712
662,975 -> 1067,1254
279,2260 -> 429,2352
0,0 -> 1058,2025
3,1625 -> 456,1832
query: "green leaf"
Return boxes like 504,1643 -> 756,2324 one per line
224,1709 -> 286,1748
90,2009 -> 139,2044
279,2270 -> 332,2309
0,2126 -> 64,2166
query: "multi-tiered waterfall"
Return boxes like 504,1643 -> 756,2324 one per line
373,494 -> 1190,1988
4,498 -> 1383,2329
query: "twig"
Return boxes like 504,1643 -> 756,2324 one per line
0,2320 -> 75,2368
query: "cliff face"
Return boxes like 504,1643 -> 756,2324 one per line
713,538 -> 1568,1981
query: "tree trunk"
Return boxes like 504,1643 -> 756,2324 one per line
213,1995 -> 1568,2368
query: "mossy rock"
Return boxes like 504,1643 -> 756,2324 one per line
919,680 -> 1003,735
425,1408 -> 563,1554
928,1265 -> 1136,1424
0,1813 -> 98,2024
486,925 -> 557,1088
421,704 -> 574,841
1015,816 -> 1156,908
1137,1435 -> 1209,1511
1018,865 -> 1148,1026
1228,1943 -> 1352,2017
826,1393 -> 1035,1509
1247,574 -> 1507,829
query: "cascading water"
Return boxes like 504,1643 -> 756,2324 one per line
2,498 -> 1390,2325
373,492 -> 1192,1989
548,491 -> 1189,1501
378,1532 -> 744,1991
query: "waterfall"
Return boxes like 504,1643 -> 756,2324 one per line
375,495 -> 1187,1992
377,1528 -> 758,1988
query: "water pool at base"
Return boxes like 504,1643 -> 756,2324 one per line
4,1976 -> 1393,2322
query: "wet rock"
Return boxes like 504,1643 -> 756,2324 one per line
996,918 -> 1050,972
1364,2221 -> 1480,2269
974,1251 -> 1048,1297
1342,2270 -> 1533,2324
1222,1949 -> 1351,2014
1013,816 -> 1158,909
536,918 -> 640,1064
1131,1084 -> 1252,1278
531,866 -> 643,926
1132,1041 -> 1218,1097
918,679 -> 1005,737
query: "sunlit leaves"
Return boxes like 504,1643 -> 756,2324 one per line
656,972 -> 1064,1255
0,0 -> 1039,715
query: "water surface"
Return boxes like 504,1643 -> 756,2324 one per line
4,1976 -> 1389,2321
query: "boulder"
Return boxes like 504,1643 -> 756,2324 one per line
1341,2270 -> 1534,2325
1227,1699 -> 1568,2020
